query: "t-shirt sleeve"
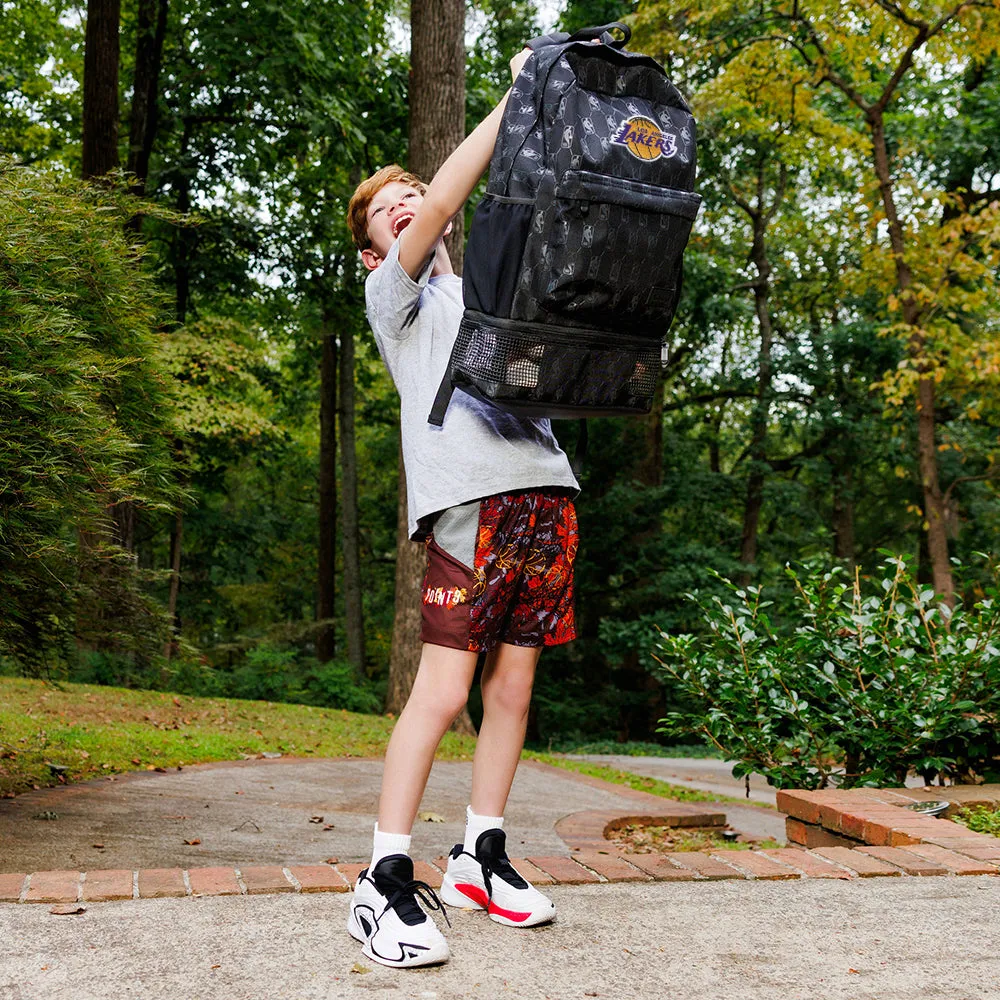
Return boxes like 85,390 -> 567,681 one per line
365,240 -> 437,342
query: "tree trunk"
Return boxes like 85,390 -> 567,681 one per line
738,210 -> 775,588
339,316 -> 366,675
386,448 -> 426,714
82,0 -> 121,180
387,0 -> 475,734
408,0 -> 466,271
832,466 -> 855,566
317,327 -> 338,663
125,0 -> 168,199
636,378 -> 664,488
868,109 -> 953,604
163,508 -> 183,659
174,121 -> 192,323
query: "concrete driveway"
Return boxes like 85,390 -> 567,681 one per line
2,877 -> 998,999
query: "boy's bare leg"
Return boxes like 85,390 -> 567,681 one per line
470,642 -> 542,817
377,643 -> 478,834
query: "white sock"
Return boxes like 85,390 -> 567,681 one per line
464,805 -> 504,854
370,822 -> 412,869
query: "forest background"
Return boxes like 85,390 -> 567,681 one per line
3,0 -> 1000,752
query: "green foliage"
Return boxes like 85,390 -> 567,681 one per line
559,0 -> 637,34
0,161 -> 183,668
543,738 -> 721,757
654,558 -> 1000,789
0,0 -> 81,163
66,639 -> 384,715
159,317 -> 286,468
954,805 -> 1000,837
303,659 -> 383,715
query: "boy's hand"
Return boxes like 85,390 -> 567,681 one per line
509,47 -> 531,82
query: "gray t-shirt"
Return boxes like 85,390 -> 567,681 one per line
366,241 -> 579,540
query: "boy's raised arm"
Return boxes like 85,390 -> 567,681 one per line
397,49 -> 530,280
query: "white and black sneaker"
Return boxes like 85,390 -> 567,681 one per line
440,829 -> 556,927
347,854 -> 450,968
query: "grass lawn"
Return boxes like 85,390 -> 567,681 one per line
0,678 -> 755,808
526,754 -> 773,808
0,676 -> 477,797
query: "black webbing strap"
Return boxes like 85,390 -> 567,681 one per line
428,365 -> 455,426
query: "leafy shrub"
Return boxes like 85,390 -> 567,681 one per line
954,805 -> 1000,836
226,644 -> 301,702
303,659 -> 383,715
220,642 -> 383,713
542,738 -> 721,757
653,557 -> 1000,789
0,161 -> 182,667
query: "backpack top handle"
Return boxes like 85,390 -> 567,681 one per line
568,22 -> 631,47
527,21 -> 631,52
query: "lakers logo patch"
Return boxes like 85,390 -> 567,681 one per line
611,116 -> 677,161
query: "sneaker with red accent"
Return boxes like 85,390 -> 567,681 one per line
439,829 -> 556,927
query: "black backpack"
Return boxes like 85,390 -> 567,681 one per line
428,22 -> 700,428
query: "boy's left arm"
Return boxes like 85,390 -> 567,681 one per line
397,49 -> 531,280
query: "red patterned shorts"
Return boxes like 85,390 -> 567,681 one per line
420,490 -> 579,652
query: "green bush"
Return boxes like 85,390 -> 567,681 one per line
0,160 -> 183,668
954,805 -> 1000,836
220,642 -> 383,713
303,659 -> 383,715
653,557 -> 1000,789
226,644 -> 301,702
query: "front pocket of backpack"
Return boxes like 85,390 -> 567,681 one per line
513,170 -> 701,329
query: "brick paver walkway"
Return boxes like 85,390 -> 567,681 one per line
2,839 -> 997,906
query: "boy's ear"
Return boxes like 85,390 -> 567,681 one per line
361,248 -> 382,271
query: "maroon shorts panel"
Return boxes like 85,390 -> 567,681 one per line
419,491 -> 579,653
419,537 -> 475,650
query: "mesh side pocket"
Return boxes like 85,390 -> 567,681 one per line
450,313 -> 660,418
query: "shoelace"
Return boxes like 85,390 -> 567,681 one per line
382,878 -> 452,929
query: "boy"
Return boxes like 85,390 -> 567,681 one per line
343,50 -> 580,969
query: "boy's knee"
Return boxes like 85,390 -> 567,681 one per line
410,675 -> 469,724
484,667 -> 534,716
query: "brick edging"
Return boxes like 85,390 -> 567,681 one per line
2,844 -> 997,905
777,786 -> 1000,854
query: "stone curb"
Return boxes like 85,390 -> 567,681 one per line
2,844 -> 998,905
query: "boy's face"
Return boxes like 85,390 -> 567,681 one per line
361,181 -> 424,271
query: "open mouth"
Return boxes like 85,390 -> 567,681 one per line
391,213 -> 415,238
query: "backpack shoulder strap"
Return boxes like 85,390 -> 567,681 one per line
427,361 -> 456,427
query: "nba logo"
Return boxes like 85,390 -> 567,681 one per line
612,116 -> 678,161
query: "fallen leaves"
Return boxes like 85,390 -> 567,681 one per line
183,838 -> 202,845
309,815 -> 325,824
50,905 -> 86,915
417,811 -> 445,823
350,963 -> 371,975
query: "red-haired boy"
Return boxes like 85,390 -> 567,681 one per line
343,51 -> 579,968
